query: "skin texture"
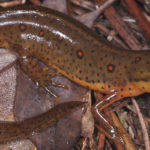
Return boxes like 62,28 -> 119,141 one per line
0,101 -> 85,143
0,5 -> 150,142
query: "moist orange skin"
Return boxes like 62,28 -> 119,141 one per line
0,5 -> 150,142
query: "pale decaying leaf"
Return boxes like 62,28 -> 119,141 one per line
0,48 -> 16,71
0,140 -> 36,150
42,0 -> 67,14
0,49 -> 16,121
81,91 -> 94,138
0,50 -> 37,149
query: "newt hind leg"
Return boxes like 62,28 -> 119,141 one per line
92,85 -> 145,138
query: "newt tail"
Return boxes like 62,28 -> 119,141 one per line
0,101 -> 85,143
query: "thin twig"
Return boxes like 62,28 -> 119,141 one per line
76,0 -> 116,28
125,0 -> 150,41
132,98 -> 150,150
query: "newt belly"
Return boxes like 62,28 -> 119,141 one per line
0,5 -> 150,143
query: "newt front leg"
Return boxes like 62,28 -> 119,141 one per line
0,40 -> 68,98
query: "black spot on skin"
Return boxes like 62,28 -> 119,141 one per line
121,88 -> 123,91
123,80 -> 127,84
91,50 -> 95,53
17,35 -> 20,39
129,88 -> 132,91
9,31 -> 13,34
124,65 -> 127,69
99,66 -> 103,70
121,95 -> 124,97
3,32 -> 6,36
94,44 -> 99,48
79,77 -> 82,80
107,64 -> 115,73
113,81 -> 117,85
108,85 -> 111,88
32,44 -> 35,48
86,86 -> 89,89
135,56 -> 141,63
89,63 -> 92,67
90,39 -> 94,43
129,78 -> 132,82
146,61 -> 150,64
92,80 -> 95,83
134,78 -> 139,82
142,78 -> 148,82
97,73 -> 100,76
118,62 -> 121,65
100,57 -> 103,61
140,71 -> 143,74
76,49 -> 84,59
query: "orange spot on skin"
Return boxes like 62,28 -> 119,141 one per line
59,36 -> 63,40
76,49 -> 84,59
20,25 -> 25,30
135,57 -> 141,62
108,66 -> 113,71
19,24 -> 26,31
107,64 -> 115,72
39,31 -> 44,36
78,51 -> 83,57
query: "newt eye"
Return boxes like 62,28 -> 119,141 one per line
76,49 -> 84,59
107,64 -> 115,73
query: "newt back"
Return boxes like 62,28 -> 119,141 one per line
0,5 -> 150,99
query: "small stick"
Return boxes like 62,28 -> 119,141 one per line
132,98 -> 150,150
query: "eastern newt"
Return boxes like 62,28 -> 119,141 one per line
0,5 -> 149,143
